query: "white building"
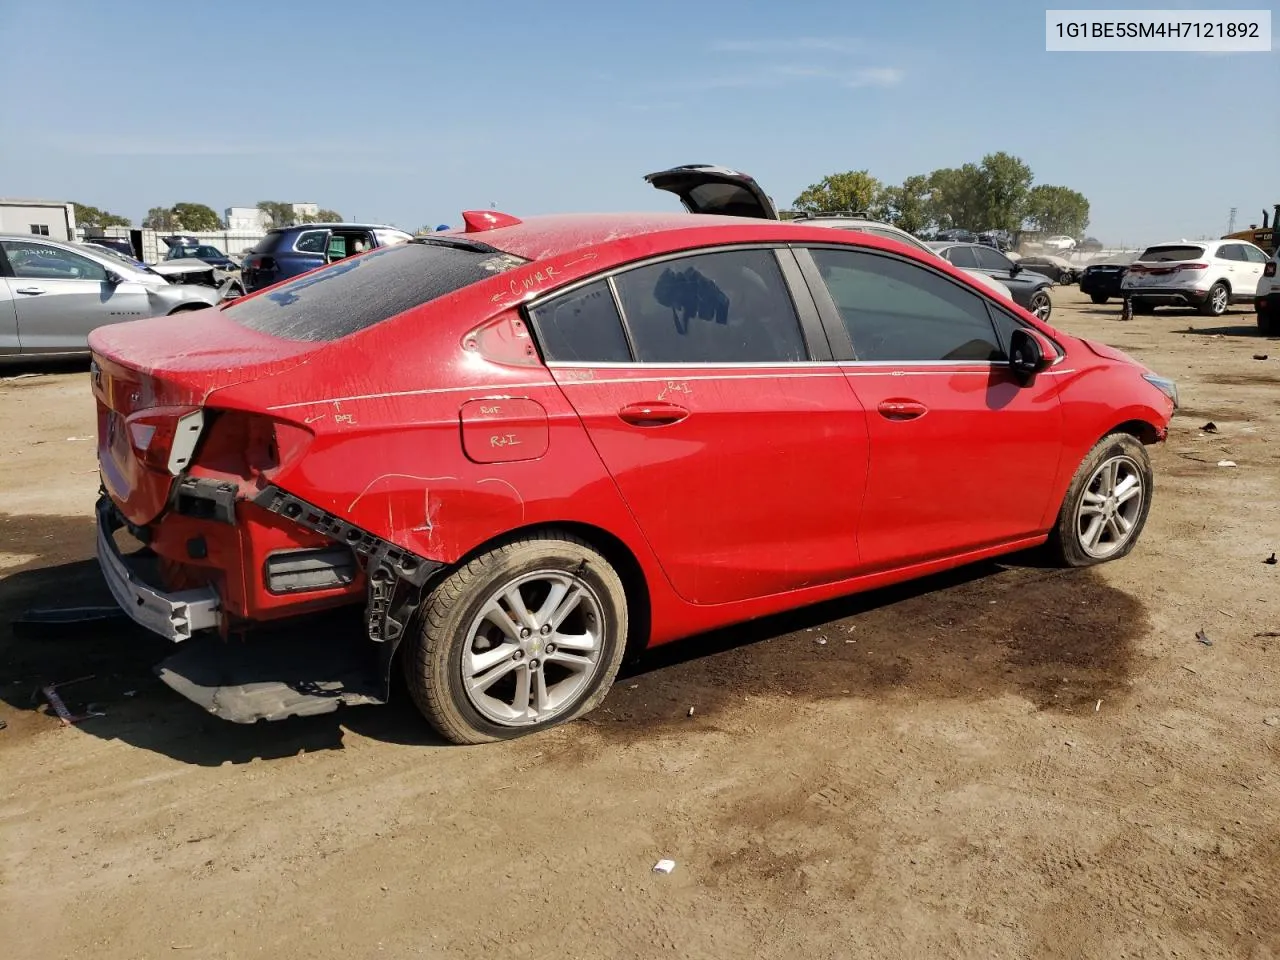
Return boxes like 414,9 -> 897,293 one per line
225,206 -> 269,231
0,199 -> 76,241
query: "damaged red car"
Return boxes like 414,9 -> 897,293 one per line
89,201 -> 1177,744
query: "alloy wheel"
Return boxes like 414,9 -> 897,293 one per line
1075,455 -> 1145,559
461,569 -> 606,726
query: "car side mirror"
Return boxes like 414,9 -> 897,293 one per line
1009,262 -> 1022,276
1009,328 -> 1052,382
105,270 -> 123,285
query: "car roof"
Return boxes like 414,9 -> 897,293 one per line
269,223 -> 403,233
445,211 -> 933,264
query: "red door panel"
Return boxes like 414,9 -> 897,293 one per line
844,364 -> 1064,570
552,366 -> 869,605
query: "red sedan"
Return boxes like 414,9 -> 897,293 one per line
88,209 -> 1177,743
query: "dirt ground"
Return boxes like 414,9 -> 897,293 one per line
2,288 -> 1278,960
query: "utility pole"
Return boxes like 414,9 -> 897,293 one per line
1227,207 -> 1237,235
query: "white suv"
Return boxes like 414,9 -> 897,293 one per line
1121,238 -> 1271,317
1256,248 -> 1278,334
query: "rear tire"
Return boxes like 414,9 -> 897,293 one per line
1199,282 -> 1229,317
1090,294 -> 1109,305
1047,432 -> 1153,568
403,531 -> 628,745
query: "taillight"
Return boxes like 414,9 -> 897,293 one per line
125,406 -> 204,474
1128,264 -> 1146,273
1176,262 -> 1208,271
1265,262 -> 1277,277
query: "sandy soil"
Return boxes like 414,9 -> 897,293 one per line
2,289 -> 1278,960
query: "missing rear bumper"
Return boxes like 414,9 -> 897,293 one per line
96,496 -> 220,642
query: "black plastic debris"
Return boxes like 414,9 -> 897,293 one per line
1253,354 -> 1269,361
1201,422 -> 1218,433
1265,553 -> 1277,566
1195,628 -> 1213,647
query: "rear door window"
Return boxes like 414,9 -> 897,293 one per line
293,230 -> 329,254
809,247 -> 1003,362
223,240 -> 527,342
611,249 -> 809,363
943,246 -> 980,269
529,280 -> 632,363
1242,245 -> 1269,263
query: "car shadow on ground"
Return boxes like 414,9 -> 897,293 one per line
0,358 -> 92,378
1,513 -> 1147,766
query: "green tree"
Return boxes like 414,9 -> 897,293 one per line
306,208 -> 343,223
72,202 -> 130,228
170,202 -> 222,231
142,206 -> 179,230
926,165 -> 985,231
1024,185 -> 1090,236
792,170 -> 884,216
876,174 -> 932,234
975,152 -> 1033,234
256,200 -> 296,228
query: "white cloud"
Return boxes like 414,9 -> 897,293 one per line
698,63 -> 905,90
846,67 -> 905,88
711,37 -> 866,54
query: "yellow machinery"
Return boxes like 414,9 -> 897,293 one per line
1223,203 -> 1278,255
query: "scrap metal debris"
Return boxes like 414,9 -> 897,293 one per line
1217,460 -> 1238,468
652,859 -> 676,874
1195,629 -> 1213,647
1255,632 -> 1280,639
39,677 -> 105,725
1265,553 -> 1277,565
1200,422 -> 1218,433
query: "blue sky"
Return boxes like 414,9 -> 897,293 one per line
0,0 -> 1275,243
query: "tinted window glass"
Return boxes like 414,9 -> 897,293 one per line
944,245 -> 980,269
1243,245 -> 1269,263
529,280 -> 632,363
1139,245 -> 1204,262
1,240 -> 108,282
973,246 -> 1013,272
294,230 -> 328,254
1216,245 -> 1243,261
612,249 -> 808,363
810,248 -> 1003,362
224,241 -> 527,342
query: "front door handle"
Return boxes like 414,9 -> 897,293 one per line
877,399 -> 928,421
14,286 -> 46,295
617,401 -> 689,427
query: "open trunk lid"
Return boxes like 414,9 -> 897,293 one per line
89,309 -> 317,526
644,164 -> 779,220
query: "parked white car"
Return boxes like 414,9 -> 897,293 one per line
1042,236 -> 1077,251
1121,238 -> 1271,317
1256,247 -> 1278,334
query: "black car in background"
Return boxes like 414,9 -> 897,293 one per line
1079,253 -> 1139,304
928,241 -> 1055,320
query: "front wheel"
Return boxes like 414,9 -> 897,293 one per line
1199,282 -> 1229,317
403,531 -> 628,744
1028,290 -> 1052,321
1090,293 -> 1109,305
1047,433 -> 1153,567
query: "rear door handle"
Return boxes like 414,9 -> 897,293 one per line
15,287 -> 45,295
617,401 -> 689,427
877,399 -> 928,421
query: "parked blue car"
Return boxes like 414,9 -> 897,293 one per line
240,223 -> 414,293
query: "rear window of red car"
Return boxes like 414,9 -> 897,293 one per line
223,240 -> 527,342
